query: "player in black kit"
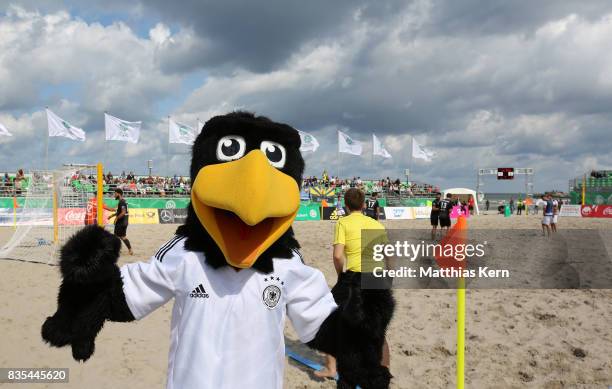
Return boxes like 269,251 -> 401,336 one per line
430,192 -> 441,239
108,188 -> 133,255
438,193 -> 453,233
365,192 -> 381,220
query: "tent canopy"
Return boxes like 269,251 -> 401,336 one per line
441,187 -> 479,215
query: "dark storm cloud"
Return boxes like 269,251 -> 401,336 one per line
141,0 -> 408,73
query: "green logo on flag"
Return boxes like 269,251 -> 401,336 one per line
179,125 -> 189,137
62,121 -> 71,129
119,123 -> 129,137
304,135 -> 312,143
346,137 -> 353,145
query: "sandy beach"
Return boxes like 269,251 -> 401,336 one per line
1,214 -> 611,388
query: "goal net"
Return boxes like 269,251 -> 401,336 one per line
0,164 -> 104,265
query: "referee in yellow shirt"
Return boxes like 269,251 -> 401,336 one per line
315,188 -> 394,381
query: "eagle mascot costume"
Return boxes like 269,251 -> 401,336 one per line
41,112 -> 395,389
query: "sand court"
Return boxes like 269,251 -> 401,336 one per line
1,214 -> 611,388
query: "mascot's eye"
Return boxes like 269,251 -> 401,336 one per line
260,141 -> 286,168
216,136 -> 246,161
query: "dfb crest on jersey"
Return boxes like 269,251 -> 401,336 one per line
262,276 -> 283,309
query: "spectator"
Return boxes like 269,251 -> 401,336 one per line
14,169 -> 25,195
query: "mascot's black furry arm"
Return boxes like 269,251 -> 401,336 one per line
41,226 -> 134,361
42,112 -> 395,389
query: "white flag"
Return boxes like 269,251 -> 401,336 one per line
412,138 -> 434,161
169,118 -> 196,145
338,130 -> 362,156
197,119 -> 204,135
0,122 -> 12,137
46,109 -> 86,141
298,130 -> 319,152
105,113 -> 141,144
372,134 -> 392,159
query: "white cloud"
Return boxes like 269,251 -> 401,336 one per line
0,6 -> 181,114
0,6 -> 191,173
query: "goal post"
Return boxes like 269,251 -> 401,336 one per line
97,162 -> 104,226
0,163 -> 104,265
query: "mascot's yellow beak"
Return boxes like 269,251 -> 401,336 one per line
191,150 -> 300,268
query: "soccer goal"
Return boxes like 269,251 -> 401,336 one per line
0,163 -> 104,265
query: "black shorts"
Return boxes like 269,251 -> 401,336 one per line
365,212 -> 378,220
114,223 -> 128,237
430,213 -> 439,226
439,216 -> 451,228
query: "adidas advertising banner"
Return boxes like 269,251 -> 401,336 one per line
322,206 -> 348,220
321,207 -> 387,221
158,208 -> 188,224
559,205 -> 582,217
383,207 -> 415,220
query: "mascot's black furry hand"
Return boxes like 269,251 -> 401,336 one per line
41,225 -> 134,361
309,280 -> 395,389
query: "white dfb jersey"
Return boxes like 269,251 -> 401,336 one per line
120,235 -> 337,389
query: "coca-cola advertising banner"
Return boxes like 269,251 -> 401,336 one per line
58,208 -> 90,225
57,208 -> 115,225
580,205 -> 612,218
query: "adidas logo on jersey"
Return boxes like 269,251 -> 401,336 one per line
189,284 -> 209,298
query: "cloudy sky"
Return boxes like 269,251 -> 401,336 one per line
1,0 -> 612,192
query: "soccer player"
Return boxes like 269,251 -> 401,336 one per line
430,192 -> 441,239
314,188 -> 391,379
108,188 -> 133,255
541,194 -> 554,237
438,193 -> 453,234
365,192 -> 381,220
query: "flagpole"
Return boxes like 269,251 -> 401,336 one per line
371,133 -> 374,172
44,106 -> 49,170
408,136 -> 414,186
167,116 -> 171,177
103,111 -> 108,171
337,129 -> 341,181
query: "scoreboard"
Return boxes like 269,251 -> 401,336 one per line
497,167 -> 514,180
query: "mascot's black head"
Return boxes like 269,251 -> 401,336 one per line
177,111 -> 304,273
